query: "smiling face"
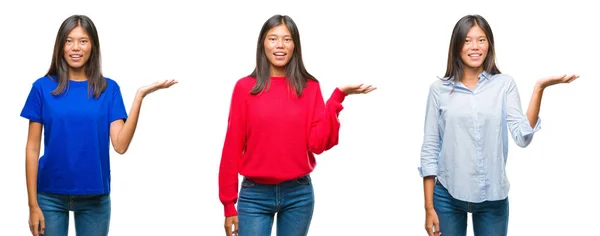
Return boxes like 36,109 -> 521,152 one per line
63,25 -> 92,71
460,24 -> 489,73
264,24 -> 295,76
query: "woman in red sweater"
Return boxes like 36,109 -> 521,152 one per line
219,15 -> 376,236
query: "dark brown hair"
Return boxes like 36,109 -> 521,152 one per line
443,14 -> 501,83
48,14 -> 105,98
250,15 -> 316,97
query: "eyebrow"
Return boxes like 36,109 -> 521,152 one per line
66,37 -> 90,40
267,34 -> 291,37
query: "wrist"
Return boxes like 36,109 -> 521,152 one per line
425,205 -> 434,211
134,91 -> 145,101
534,81 -> 546,91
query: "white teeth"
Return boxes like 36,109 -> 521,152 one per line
469,54 -> 481,56
71,55 -> 81,58
274,53 -> 285,56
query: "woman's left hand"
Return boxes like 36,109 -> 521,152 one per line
536,74 -> 579,89
136,79 -> 178,98
338,83 -> 377,95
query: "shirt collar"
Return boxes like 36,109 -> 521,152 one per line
442,71 -> 493,86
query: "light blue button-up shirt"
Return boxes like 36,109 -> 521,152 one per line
419,72 -> 541,203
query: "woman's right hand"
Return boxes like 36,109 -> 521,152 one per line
224,216 -> 239,236
29,206 -> 45,236
425,208 -> 441,236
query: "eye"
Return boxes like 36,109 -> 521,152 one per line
269,38 -> 276,42
285,38 -> 292,42
465,39 -> 471,43
66,39 -> 72,43
81,40 -> 88,44
478,38 -> 486,43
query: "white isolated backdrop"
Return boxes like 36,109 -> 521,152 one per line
0,0 -> 597,235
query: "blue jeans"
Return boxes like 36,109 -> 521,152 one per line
37,192 -> 111,236
434,181 -> 509,236
238,175 -> 315,236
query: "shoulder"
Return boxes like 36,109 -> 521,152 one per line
235,76 -> 256,88
102,77 -> 124,95
428,77 -> 448,93
306,78 -> 320,87
303,78 -> 321,93
31,75 -> 57,87
231,76 -> 256,95
27,75 -> 58,94
489,73 -> 516,85
104,77 -> 120,88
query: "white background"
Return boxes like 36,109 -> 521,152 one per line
1,0 -> 597,235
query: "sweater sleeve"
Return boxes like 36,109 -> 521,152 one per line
218,80 -> 247,217
307,87 -> 347,154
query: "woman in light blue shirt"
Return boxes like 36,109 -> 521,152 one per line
419,14 -> 578,236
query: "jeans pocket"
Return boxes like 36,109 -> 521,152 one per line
241,177 -> 256,188
295,175 -> 311,185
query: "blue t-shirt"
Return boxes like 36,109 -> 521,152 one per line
20,75 -> 128,195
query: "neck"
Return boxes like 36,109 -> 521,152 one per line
462,66 -> 483,82
270,66 -> 286,77
69,67 -> 88,81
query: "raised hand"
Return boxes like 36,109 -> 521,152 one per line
536,74 -> 579,89
136,79 -> 178,98
338,83 -> 377,95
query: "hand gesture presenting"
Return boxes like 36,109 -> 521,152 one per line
536,74 -> 579,89
338,83 -> 377,95
136,79 -> 178,98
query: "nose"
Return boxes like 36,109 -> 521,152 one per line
275,39 -> 284,48
471,42 -> 480,51
72,41 -> 81,51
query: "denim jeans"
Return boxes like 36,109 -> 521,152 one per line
238,175 -> 315,236
434,181 -> 509,236
37,192 -> 111,236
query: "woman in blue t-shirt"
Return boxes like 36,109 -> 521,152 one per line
21,15 -> 177,236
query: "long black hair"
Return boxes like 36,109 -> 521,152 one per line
442,14 -> 501,83
48,14 -> 105,98
250,15 -> 316,97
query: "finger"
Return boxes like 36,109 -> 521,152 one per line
225,225 -> 232,236
32,221 -> 39,236
433,221 -> 441,236
349,83 -> 364,90
40,218 -> 45,234
364,86 -> 377,93
425,224 -> 433,236
233,219 -> 239,235
565,74 -> 579,83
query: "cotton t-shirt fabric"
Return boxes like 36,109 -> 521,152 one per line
20,75 -> 128,195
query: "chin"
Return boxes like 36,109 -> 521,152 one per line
465,62 -> 483,69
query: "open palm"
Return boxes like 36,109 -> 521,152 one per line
338,83 -> 377,95
137,79 -> 178,98
537,74 -> 579,89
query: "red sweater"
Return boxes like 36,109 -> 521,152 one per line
218,76 -> 347,216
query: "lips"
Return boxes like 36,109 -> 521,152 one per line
468,53 -> 482,60
273,52 -> 287,59
70,54 -> 83,61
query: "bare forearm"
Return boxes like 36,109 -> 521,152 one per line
25,152 -> 39,208
423,176 -> 436,210
115,95 -> 143,154
526,84 -> 545,128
